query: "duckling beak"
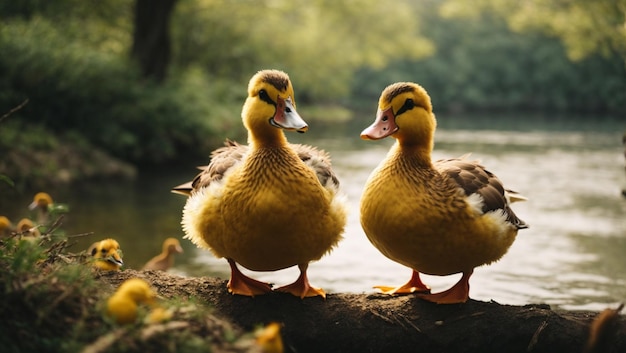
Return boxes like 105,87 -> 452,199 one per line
360,107 -> 398,140
270,97 -> 308,133
107,256 -> 124,267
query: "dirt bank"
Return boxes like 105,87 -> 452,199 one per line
98,269 -> 626,353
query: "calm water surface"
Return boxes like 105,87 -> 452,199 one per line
2,115 -> 625,311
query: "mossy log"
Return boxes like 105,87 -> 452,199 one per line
99,270 -> 625,353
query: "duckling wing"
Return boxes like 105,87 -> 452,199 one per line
291,143 -> 340,189
435,157 -> 528,229
173,140 -> 340,195
172,140 -> 247,195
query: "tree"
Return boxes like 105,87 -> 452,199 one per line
131,0 -> 177,82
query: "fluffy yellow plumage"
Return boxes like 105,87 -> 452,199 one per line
177,69 -> 347,298
90,238 -> 124,271
360,82 -> 527,304
16,218 -> 40,238
0,216 -> 13,237
106,278 -> 156,325
28,192 -> 53,224
255,322 -> 284,353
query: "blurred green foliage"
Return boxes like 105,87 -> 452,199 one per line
0,16 -> 241,164
352,1 -> 626,114
441,0 -> 626,62
0,0 -> 624,178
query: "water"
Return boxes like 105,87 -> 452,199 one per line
2,115 -> 625,311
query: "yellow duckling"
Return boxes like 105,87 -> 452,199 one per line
176,69 -> 347,298
16,218 -> 41,238
90,238 -> 124,271
255,322 -> 284,353
28,192 -> 53,224
0,216 -> 13,237
360,82 -> 528,304
106,278 -> 156,325
142,237 -> 184,271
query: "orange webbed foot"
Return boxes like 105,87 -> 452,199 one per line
274,264 -> 325,299
375,270 -> 431,295
227,259 -> 272,297
416,270 -> 472,304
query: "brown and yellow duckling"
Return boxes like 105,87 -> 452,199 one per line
142,237 -> 184,271
175,69 -> 347,298
360,82 -> 528,304
90,238 -> 124,271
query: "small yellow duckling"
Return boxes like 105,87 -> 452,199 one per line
90,238 -> 124,271
360,82 -> 528,304
106,278 -> 156,325
142,237 -> 184,271
0,216 -> 13,237
177,70 -> 347,298
28,192 -> 53,224
16,218 -> 41,238
255,322 -> 284,353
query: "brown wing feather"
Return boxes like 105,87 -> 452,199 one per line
291,143 -> 340,188
435,157 -> 528,229
171,139 -> 339,195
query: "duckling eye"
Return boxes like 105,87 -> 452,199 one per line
258,89 -> 275,105
396,98 -> 415,116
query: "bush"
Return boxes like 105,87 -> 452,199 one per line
0,19 -> 243,165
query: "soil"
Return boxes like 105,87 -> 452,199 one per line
98,269 -> 626,353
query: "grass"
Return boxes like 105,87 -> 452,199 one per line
0,218 -> 257,353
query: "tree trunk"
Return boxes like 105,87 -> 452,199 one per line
102,270 -> 626,353
131,0 -> 177,82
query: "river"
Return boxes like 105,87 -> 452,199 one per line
2,113 -> 625,311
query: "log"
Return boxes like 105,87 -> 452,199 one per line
99,270 -> 626,353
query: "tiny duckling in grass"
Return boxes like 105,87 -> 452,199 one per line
142,237 -> 184,271
90,238 -> 124,271
255,322 -> 284,353
0,216 -> 13,238
106,278 -> 157,325
16,218 -> 40,239
28,192 -> 69,226
29,192 -> 54,224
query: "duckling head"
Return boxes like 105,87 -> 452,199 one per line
16,218 -> 40,238
242,70 -> 308,146
361,82 -> 435,151
163,237 -> 184,255
29,192 -> 53,211
91,238 -> 124,271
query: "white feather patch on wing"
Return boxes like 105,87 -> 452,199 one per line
465,193 -> 485,216
483,209 -> 512,238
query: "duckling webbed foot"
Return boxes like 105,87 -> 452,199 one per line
416,270 -> 472,304
375,270 -> 431,295
227,258 -> 272,297
275,263 -> 325,299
